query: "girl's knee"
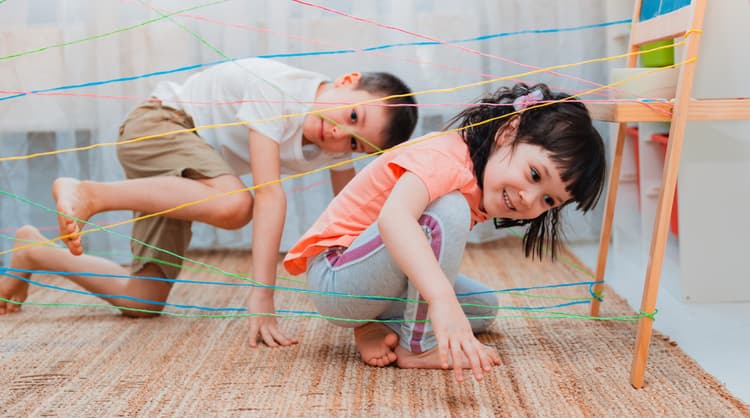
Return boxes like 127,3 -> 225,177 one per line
476,291 -> 499,308
473,291 -> 499,316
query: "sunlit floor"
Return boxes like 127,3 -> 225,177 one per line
570,240 -> 750,403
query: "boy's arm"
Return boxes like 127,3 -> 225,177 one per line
378,173 -> 494,382
246,129 -> 298,348
329,167 -> 356,196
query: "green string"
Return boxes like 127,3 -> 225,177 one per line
640,309 -> 658,321
0,1 -> 227,61
503,291 -> 590,302
0,191 -> 599,300
1,233 -> 307,285
0,191 -> 269,288
0,296 -> 649,323
2,197 -> 596,302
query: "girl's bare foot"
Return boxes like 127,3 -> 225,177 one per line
0,225 -> 48,314
395,342 -> 502,369
52,177 -> 93,256
353,322 -> 399,367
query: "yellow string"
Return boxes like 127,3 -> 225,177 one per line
0,39 -> 686,164
0,57 -> 692,258
0,53 -> 694,258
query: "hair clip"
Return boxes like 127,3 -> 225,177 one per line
512,89 -> 545,111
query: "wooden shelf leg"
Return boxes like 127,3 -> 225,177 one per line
630,111 -> 689,389
629,163 -> 678,388
590,122 -> 628,317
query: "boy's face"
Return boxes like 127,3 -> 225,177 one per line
303,73 -> 390,154
481,119 -> 572,220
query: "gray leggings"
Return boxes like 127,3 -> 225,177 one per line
307,192 -> 498,353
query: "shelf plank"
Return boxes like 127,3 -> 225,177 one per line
587,98 -> 750,123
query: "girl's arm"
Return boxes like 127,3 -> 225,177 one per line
246,130 -> 298,348
329,167 -> 356,196
378,172 -> 493,382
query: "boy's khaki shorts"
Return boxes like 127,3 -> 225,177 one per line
116,100 -> 234,279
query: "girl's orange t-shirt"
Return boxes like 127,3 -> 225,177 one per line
283,131 -> 488,275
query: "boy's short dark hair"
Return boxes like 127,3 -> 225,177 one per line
356,72 -> 418,149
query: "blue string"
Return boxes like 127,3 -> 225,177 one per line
457,280 -> 603,296
363,19 -> 632,51
1,268 -> 592,314
589,281 -> 604,302
0,19 -> 630,102
4,266 -> 597,304
1,270 -> 246,312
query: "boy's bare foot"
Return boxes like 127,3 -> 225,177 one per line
395,342 -> 502,370
353,322 -> 399,367
0,225 -> 47,314
52,177 -> 93,256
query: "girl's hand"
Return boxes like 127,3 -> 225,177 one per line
247,288 -> 299,348
429,301 -> 497,382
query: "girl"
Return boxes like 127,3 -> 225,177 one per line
283,83 -> 606,382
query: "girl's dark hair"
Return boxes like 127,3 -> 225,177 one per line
447,82 -> 606,259
356,72 -> 418,149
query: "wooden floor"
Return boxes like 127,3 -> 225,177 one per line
1,238 -> 748,416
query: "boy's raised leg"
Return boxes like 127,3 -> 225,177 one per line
52,174 -> 252,256
353,322 -> 399,367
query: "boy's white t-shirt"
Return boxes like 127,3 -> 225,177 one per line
152,58 -> 353,175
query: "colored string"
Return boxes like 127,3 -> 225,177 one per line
1,232 -> 592,305
0,89 -> 646,107
0,11 -> 668,318
125,1 -> 623,99
131,0 -> 381,153
0,233 -> 307,285
0,58 -> 689,275
0,46 -> 686,164
0,295 -> 651,323
0,10 -> 628,63
0,59 -> 689,323
0,7 -> 676,326
0,1 -> 227,61
0,17 -> 634,102
291,0 -> 636,99
0,270 -> 592,314
1,265 -> 598,307
640,309 -> 658,321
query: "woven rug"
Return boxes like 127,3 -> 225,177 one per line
1,238 -> 748,416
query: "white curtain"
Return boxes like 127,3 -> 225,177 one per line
0,0 -> 620,266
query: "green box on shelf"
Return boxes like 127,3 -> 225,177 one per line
640,39 -> 674,67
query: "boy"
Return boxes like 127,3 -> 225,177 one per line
0,58 -> 418,349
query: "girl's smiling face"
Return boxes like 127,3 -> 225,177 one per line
480,118 -> 573,220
